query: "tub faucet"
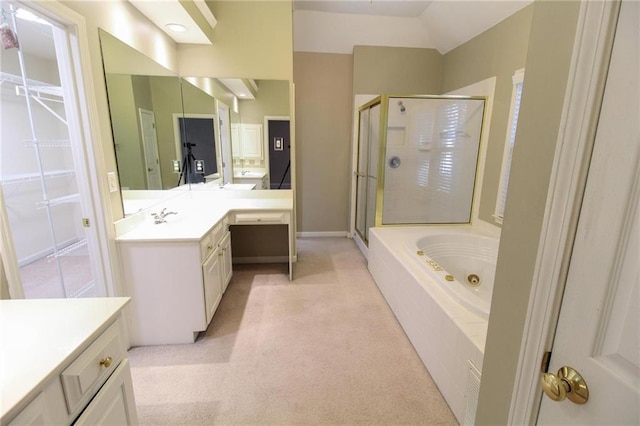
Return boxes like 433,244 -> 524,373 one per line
151,208 -> 177,224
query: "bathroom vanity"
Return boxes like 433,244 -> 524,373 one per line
234,170 -> 269,189
0,298 -> 136,425
115,189 -> 293,346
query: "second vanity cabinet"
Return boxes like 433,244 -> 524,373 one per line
1,299 -> 137,425
119,216 -> 233,346
235,173 -> 268,189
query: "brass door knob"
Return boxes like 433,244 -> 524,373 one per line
99,356 -> 113,368
541,366 -> 589,404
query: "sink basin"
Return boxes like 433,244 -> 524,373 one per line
236,171 -> 265,178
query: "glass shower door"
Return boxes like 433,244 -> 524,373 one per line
366,104 -> 380,240
355,102 -> 381,243
355,107 -> 369,240
381,97 -> 485,225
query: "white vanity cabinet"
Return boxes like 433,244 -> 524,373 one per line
1,298 -> 137,426
202,244 -> 223,325
115,190 -> 294,345
119,216 -> 233,346
219,230 -> 233,293
235,173 -> 268,189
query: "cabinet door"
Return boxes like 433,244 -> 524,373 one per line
7,393 -> 53,426
202,249 -> 223,324
220,231 -> 233,293
241,124 -> 263,159
74,359 -> 138,426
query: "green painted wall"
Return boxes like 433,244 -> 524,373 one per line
476,2 -> 581,424
353,46 -> 443,95
105,74 -> 145,190
442,5 -> 534,226
238,80 -> 290,125
178,1 -> 293,80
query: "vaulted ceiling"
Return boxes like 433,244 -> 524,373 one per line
125,0 -> 533,54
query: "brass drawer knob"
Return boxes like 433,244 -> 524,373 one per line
207,244 -> 213,250
99,356 -> 113,368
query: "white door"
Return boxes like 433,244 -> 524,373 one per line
138,109 -> 162,190
217,102 -> 233,183
537,1 -> 639,423
1,2 -> 108,299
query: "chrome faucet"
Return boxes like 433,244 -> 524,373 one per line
151,208 -> 177,224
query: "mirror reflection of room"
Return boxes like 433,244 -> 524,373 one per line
99,28 -> 291,206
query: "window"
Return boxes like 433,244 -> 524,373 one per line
494,69 -> 525,224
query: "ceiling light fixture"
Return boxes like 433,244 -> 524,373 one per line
165,23 -> 187,33
238,93 -> 247,97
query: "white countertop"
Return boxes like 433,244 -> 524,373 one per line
0,297 -> 130,421
115,189 -> 293,242
234,170 -> 266,179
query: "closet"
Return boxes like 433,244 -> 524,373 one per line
0,2 -> 103,298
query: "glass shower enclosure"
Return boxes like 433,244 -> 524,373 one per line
355,95 -> 486,244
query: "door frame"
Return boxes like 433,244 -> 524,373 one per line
138,108 -> 162,190
172,113 -> 219,182
508,1 -> 621,423
216,101 -> 233,184
264,115 -> 290,190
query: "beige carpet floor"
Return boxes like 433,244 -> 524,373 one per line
20,250 -> 96,299
128,237 -> 457,425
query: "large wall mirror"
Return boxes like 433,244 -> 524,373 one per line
98,29 -> 291,215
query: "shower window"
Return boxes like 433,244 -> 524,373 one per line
495,68 -> 525,224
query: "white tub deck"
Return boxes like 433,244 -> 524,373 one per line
368,226 -> 499,424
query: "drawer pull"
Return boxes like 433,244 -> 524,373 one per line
99,357 -> 112,368
207,244 -> 213,251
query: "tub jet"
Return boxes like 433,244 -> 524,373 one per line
467,274 -> 481,286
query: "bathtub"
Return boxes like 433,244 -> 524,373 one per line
409,233 -> 498,319
367,226 -> 500,424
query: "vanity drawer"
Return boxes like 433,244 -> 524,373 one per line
231,212 -> 287,225
60,321 -> 125,415
200,220 -> 224,262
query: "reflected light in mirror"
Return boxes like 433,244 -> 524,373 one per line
183,76 -> 214,97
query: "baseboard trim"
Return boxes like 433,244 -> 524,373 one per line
232,256 -> 296,264
353,233 -> 368,261
297,231 -> 349,238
